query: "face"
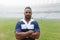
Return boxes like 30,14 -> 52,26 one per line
24,9 -> 32,19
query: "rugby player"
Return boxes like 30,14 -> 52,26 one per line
15,7 -> 40,40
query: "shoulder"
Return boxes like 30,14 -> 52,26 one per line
31,19 -> 38,24
17,19 -> 24,24
31,19 -> 37,23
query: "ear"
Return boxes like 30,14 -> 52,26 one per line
24,11 -> 25,15
24,9 -> 25,14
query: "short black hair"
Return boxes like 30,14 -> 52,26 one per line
25,7 -> 31,10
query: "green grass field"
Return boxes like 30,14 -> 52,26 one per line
0,18 -> 60,40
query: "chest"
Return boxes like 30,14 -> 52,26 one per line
20,19 -> 35,32
21,24 -> 34,32
21,24 -> 34,29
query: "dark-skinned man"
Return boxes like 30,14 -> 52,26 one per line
15,7 -> 40,40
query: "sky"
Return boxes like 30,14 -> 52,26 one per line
0,0 -> 59,12
0,0 -> 59,7
0,0 -> 60,18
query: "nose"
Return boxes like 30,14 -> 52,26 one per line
27,12 -> 30,14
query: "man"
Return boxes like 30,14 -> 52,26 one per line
15,7 -> 40,40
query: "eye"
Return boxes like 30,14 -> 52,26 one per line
26,12 -> 28,13
29,12 -> 31,13
25,12 -> 31,13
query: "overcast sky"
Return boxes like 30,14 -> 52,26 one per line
0,0 -> 60,13
0,0 -> 60,18
0,0 -> 59,7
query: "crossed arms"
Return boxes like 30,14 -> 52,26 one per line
15,30 -> 40,39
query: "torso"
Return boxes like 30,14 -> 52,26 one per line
19,19 -> 35,40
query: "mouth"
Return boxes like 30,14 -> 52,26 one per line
25,15 -> 31,19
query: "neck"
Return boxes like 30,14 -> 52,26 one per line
25,18 -> 31,23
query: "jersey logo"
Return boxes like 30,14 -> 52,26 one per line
21,24 -> 34,29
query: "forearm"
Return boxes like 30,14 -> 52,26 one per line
34,32 -> 40,39
29,32 -> 40,39
15,30 -> 34,39
15,32 -> 29,39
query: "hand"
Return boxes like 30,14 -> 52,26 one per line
28,30 -> 34,34
25,30 -> 34,37
29,32 -> 40,39
29,33 -> 35,38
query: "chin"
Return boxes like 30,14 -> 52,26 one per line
27,18 -> 31,19
26,17 -> 31,19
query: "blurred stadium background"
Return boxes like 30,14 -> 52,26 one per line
0,0 -> 60,40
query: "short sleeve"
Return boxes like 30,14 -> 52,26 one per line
15,21 -> 21,32
34,21 -> 40,32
